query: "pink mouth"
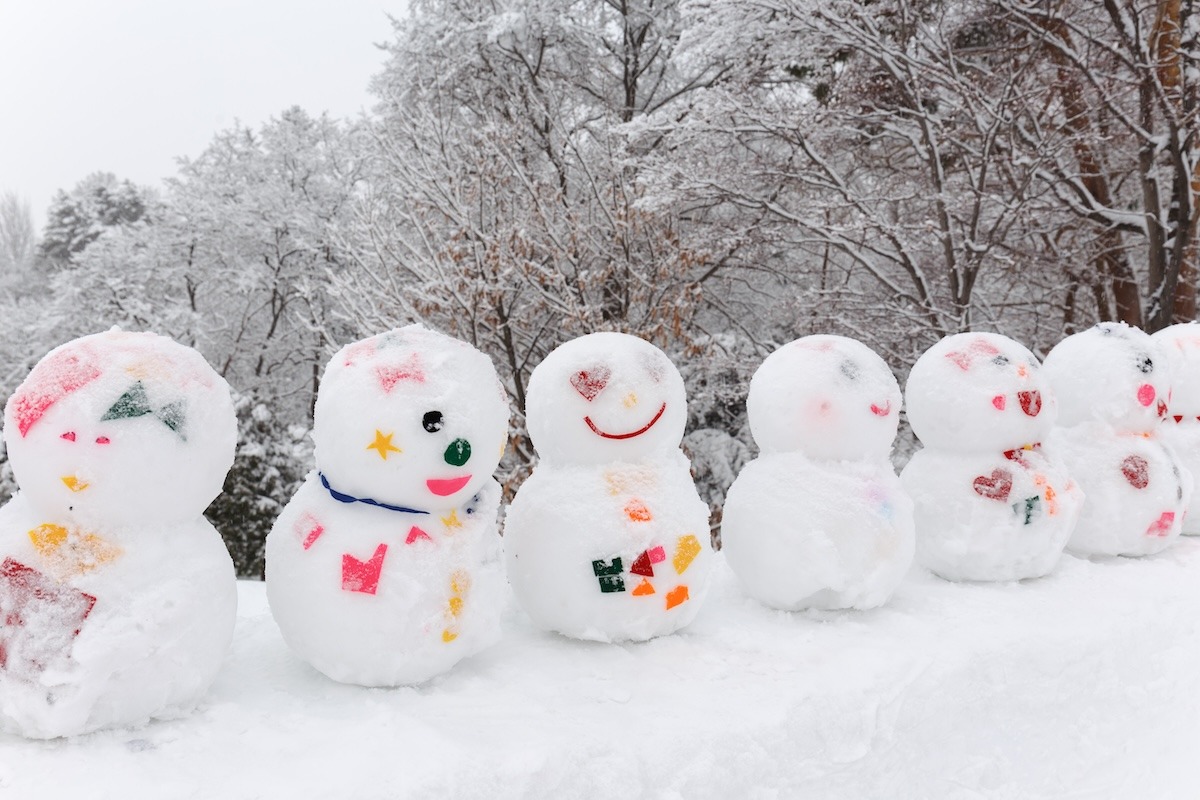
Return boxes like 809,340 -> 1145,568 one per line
427,475 -> 472,496
1018,390 -> 1041,417
585,403 -> 667,440
870,401 -> 891,417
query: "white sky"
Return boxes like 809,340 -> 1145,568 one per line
0,0 -> 399,229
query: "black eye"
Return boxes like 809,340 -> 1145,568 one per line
1136,354 -> 1153,374
839,359 -> 860,381
422,411 -> 444,433
991,355 -> 1010,366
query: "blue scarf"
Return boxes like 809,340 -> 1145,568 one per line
319,472 -> 430,515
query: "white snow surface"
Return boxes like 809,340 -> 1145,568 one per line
4,544 -> 1200,798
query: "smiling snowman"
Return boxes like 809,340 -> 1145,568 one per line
504,332 -> 713,642
265,325 -> 510,686
0,330 -> 237,738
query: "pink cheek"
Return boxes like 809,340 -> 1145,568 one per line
60,431 -> 76,442
992,395 -> 1006,411
1137,384 -> 1156,407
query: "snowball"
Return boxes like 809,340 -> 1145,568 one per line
747,335 -> 902,461
1042,322 -> 1170,433
1044,423 -> 1192,556
505,332 -> 712,642
267,325 -> 511,686
0,330 -> 237,738
504,453 -> 713,642
722,455 -> 914,610
900,446 -> 1081,581
4,330 -> 237,530
1152,322 -> 1200,421
906,332 -> 1055,453
524,332 -> 687,468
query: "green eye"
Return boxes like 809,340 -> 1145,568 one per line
444,438 -> 471,466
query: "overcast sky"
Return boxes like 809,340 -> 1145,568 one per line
0,0 -> 399,228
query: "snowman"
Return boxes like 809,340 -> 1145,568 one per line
1151,322 -> 1200,535
0,330 -> 237,738
722,335 -> 915,610
1042,322 -> 1191,556
900,332 -> 1083,581
266,326 -> 510,686
504,332 -> 713,642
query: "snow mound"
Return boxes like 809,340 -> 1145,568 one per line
3,544 -> 1200,797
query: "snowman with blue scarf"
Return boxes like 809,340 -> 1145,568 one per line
266,325 -> 510,686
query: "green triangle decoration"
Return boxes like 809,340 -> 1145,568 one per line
101,382 -> 153,421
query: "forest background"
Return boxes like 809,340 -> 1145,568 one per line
1,0 -> 1198,576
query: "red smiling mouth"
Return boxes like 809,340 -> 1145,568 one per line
427,475 -> 472,496
584,403 -> 667,440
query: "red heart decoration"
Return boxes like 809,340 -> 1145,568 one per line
972,469 -> 1013,502
1121,455 -> 1149,489
570,365 -> 611,402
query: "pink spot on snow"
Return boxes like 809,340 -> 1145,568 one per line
870,400 -> 892,417
295,512 -> 325,550
992,395 -> 1006,411
376,354 -> 425,392
1137,383 -> 1156,407
12,349 -> 102,437
1147,511 -> 1176,537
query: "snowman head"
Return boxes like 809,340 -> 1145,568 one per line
906,331 -> 1055,452
313,326 -> 510,511
1151,322 -> 1200,423
2,331 -> 237,530
1043,322 -> 1169,433
748,335 -> 901,461
525,332 -> 686,467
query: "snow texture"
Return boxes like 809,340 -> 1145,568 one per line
506,332 -> 713,641
901,333 -> 1081,581
3,545 -> 1200,797
266,326 -> 510,686
1043,323 -> 1192,556
723,335 -> 914,610
0,330 -> 238,737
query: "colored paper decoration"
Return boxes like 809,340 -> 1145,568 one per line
992,395 -> 1006,411
376,354 -> 425,392
630,550 -> 655,577
1017,390 -> 1041,416
945,339 -> 1001,371
100,381 -> 187,440
1147,511 -> 1176,537
673,535 -> 701,575
624,499 -> 652,522
28,524 -> 122,578
0,558 -> 96,679
1012,496 -> 1041,525
870,400 -> 892,417
366,429 -> 402,460
665,585 -> 689,610
571,365 -> 611,401
405,525 -> 431,545
444,438 -> 472,467
972,469 -> 1013,502
1121,455 -> 1150,489
442,570 -> 470,644
1137,383 -> 1156,407
648,546 -> 666,564
592,558 -> 626,593
342,544 -> 387,594
632,579 -> 655,596
441,509 -> 463,531
12,350 -> 102,437
295,512 -> 325,550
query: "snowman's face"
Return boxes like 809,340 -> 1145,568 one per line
906,332 -> 1055,452
3,332 -> 237,530
1043,322 -> 1169,432
748,335 -> 900,460
313,328 -> 510,510
1151,323 -> 1200,421
525,332 -> 687,467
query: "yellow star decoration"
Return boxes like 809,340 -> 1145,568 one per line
28,523 -> 122,579
441,509 -> 463,532
366,430 -> 402,460
442,569 -> 471,643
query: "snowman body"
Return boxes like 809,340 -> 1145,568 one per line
1151,323 -> 1200,535
266,326 -> 510,686
721,335 -> 915,610
0,331 -> 237,738
1043,323 -> 1191,556
900,332 -> 1082,581
504,332 -> 713,642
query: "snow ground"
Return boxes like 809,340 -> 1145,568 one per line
3,542 -> 1200,799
